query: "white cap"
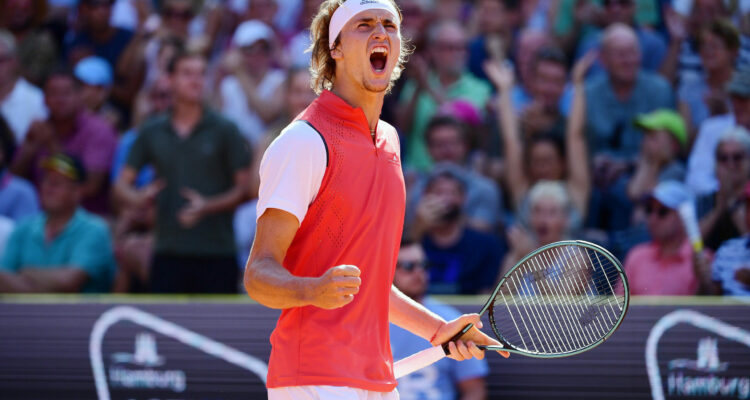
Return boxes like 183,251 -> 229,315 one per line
233,20 -> 274,48
328,0 -> 400,50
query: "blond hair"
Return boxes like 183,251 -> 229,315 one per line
307,0 -> 410,94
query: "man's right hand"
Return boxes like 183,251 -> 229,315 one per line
307,265 -> 362,309
135,180 -> 165,208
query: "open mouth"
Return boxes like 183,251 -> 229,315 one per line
370,46 -> 388,73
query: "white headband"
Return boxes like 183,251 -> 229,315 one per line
328,0 -> 400,50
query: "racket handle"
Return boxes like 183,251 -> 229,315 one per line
393,345 -> 447,379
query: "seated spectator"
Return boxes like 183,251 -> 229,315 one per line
687,68 -> 750,196
63,0 -> 134,69
74,56 -> 122,129
703,181 -> 750,295
114,49 -> 251,294
219,20 -> 285,147
11,70 -> 117,213
410,169 -> 504,295
585,23 -> 673,161
501,180 -> 576,278
698,127 -> 750,251
0,153 -> 116,293
486,54 -> 590,217
623,181 -> 713,295
626,110 -> 688,202
390,239 -> 489,399
0,30 -> 47,144
405,116 -> 502,233
678,19 -> 738,135
0,116 -> 38,222
397,19 -> 492,171
10,68 -> 117,215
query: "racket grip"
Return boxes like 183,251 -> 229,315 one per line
393,345 -> 447,379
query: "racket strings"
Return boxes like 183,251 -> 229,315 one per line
492,245 -> 626,355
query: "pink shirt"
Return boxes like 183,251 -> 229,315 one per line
623,240 -> 710,295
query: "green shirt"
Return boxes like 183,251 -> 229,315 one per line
399,73 -> 492,171
127,108 -> 251,256
0,208 -> 116,293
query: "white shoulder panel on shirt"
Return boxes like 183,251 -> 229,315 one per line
256,120 -> 328,225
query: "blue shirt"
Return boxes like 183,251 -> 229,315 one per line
0,208 -> 116,292
584,71 -> 674,159
0,170 -> 39,222
390,297 -> 489,400
712,237 -> 750,296
110,129 -> 155,188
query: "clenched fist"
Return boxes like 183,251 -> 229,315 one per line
307,265 -> 362,309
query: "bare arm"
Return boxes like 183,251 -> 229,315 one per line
484,60 -> 527,210
693,251 -> 722,295
113,166 -> 164,209
565,59 -> 592,216
458,377 -> 488,400
234,70 -> 285,123
244,208 -> 362,309
0,268 -> 88,293
626,158 -> 660,201
659,8 -> 688,85
389,285 -> 445,340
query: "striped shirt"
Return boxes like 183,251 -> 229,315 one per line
712,237 -> 750,296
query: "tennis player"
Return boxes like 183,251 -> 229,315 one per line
244,0 -> 507,398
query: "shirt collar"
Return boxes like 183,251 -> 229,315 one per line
317,90 -> 374,136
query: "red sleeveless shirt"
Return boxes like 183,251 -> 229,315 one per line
265,91 -> 406,391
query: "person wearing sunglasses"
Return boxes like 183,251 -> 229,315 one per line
706,181 -> 750,295
623,180 -> 713,295
390,239 -> 489,400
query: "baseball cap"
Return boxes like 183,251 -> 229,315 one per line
232,20 -> 273,48
74,56 -> 113,87
42,153 -> 87,183
634,109 -> 687,147
727,68 -> 750,98
649,180 -> 693,210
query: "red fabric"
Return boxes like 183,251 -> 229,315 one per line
266,91 -> 406,391
623,239 -> 713,295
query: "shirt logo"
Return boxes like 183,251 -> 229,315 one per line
388,153 -> 400,165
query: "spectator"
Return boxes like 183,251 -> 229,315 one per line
410,169 -> 504,294
585,23 -> 674,160
626,109 -> 688,202
678,19 -> 739,134
114,50 -> 251,293
10,68 -> 117,215
702,181 -> 750,295
0,0 -> 58,87
398,19 -> 492,171
74,56 -> 122,129
516,46 -> 571,139
390,239 -> 489,400
574,0 -> 667,74
501,180 -> 576,277
284,0 -> 325,68
698,127 -> 750,251
64,0 -> 134,69
219,20 -> 285,147
467,0 -> 522,82
0,153 -> 116,293
0,115 -> 38,222
405,116 -> 502,232
512,28 -> 554,110
623,180 -> 713,295
487,53 -> 590,217
0,29 -> 47,143
687,69 -> 750,196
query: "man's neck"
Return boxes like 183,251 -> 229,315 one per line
89,26 -> 114,43
429,221 -> 464,247
0,76 -> 18,102
45,208 -> 76,240
331,84 -> 385,133
656,233 -> 686,257
171,100 -> 203,137
610,77 -> 636,100
437,71 -> 460,88
706,65 -> 733,88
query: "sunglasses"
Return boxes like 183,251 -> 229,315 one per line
397,260 -> 430,272
645,203 -> 671,218
717,152 -> 746,164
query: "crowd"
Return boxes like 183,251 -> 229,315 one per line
0,0 -> 749,302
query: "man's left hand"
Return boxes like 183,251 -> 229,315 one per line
431,314 -> 510,361
178,188 -> 207,228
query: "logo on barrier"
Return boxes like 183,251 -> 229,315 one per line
646,310 -> 750,400
108,332 -> 186,393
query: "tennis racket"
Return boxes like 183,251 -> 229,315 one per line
393,240 -> 629,379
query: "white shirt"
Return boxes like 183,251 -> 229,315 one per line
220,69 -> 286,146
685,114 -> 735,196
0,78 -> 48,143
256,120 -> 327,225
